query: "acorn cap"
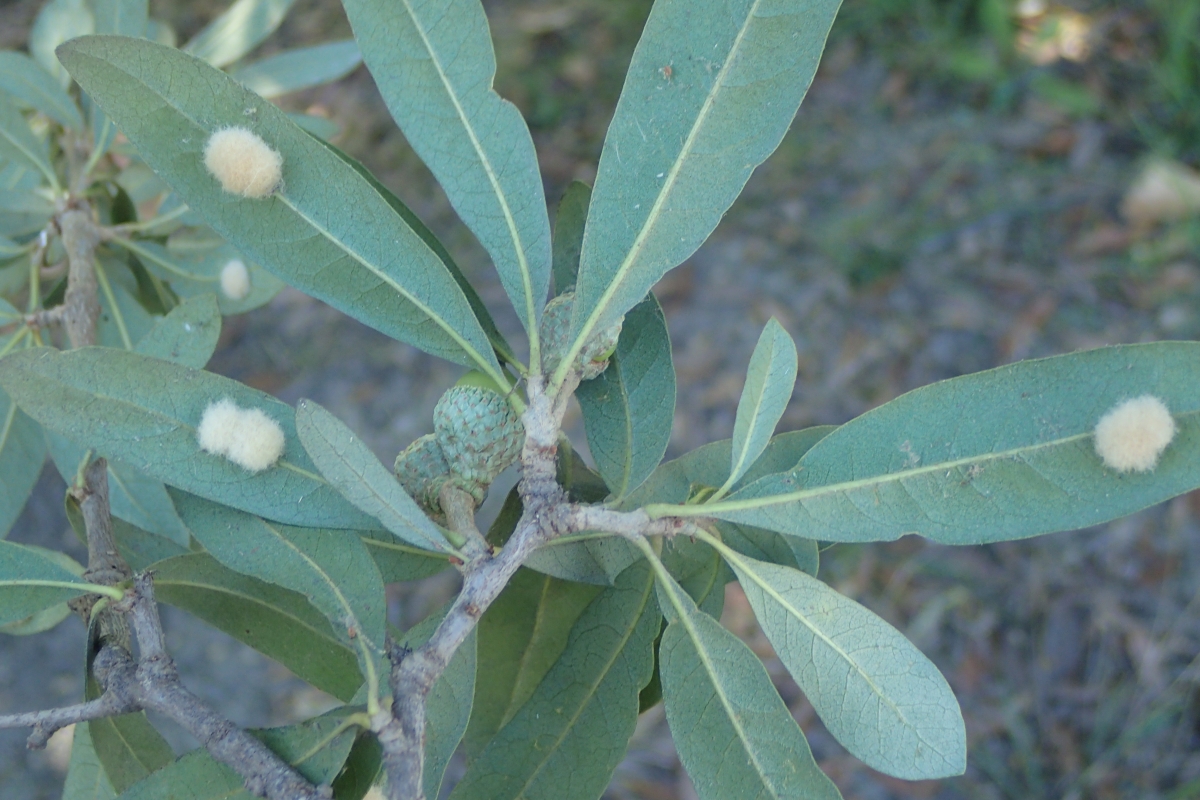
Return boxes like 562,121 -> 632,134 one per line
434,384 -> 523,502
394,433 -> 452,516
539,291 -> 623,380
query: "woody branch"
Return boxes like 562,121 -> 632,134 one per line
375,372 -> 698,800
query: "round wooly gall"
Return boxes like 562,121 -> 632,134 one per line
433,372 -> 523,504
1093,394 -> 1177,473
394,433 -> 452,519
203,127 -> 283,199
539,291 -> 623,380
196,397 -> 286,473
219,258 -> 251,300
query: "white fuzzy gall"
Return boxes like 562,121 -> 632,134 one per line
219,258 -> 251,300
1093,394 -> 1177,473
203,127 -> 283,199
197,397 -> 285,473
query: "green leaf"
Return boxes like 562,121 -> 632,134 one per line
718,521 -> 818,576
566,0 -> 843,378
358,528 -> 449,583
329,732 -> 382,800
182,0 -> 295,68
654,570 -> 841,800
95,259 -> 156,351
232,40 -> 362,99
0,384 -> 45,538
108,516 -> 187,571
151,552 -> 362,701
0,347 -> 376,529
639,537 -> 732,712
86,711 -> 173,794
450,562 -> 659,800
0,544 -> 82,634
551,180 -> 590,293
464,568 -> 602,759
115,708 -> 360,798
397,608 -> 477,798
59,36 -> 504,380
94,0 -> 148,37
621,426 -> 834,510
0,187 -> 53,237
133,293 -> 221,369
62,722 -> 116,800
671,342 -> 1200,545
172,491 -> 386,659
0,93 -> 54,186
296,399 -> 453,554
0,539 -> 94,625
305,134 -> 519,367
117,238 -> 283,316
29,0 -> 94,87
662,536 -> 727,619
0,51 -> 84,128
342,0 -> 551,343
0,233 -> 26,258
522,535 -> 639,586
48,430 -> 192,547
718,546 -> 965,779
722,319 -> 797,494
86,94 -> 117,164
577,292 -> 674,500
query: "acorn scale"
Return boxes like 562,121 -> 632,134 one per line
433,381 -> 523,503
394,433 -> 452,516
539,291 -> 622,380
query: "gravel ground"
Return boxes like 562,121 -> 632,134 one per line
4,0 -> 1200,798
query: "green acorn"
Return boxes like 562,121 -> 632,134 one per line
433,372 -> 523,503
394,433 -> 452,517
539,291 -> 623,380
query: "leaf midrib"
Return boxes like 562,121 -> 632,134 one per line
302,411 -> 448,553
14,361 -> 325,483
155,577 -> 347,648
277,195 -> 501,384
0,400 -> 17,465
68,45 -> 503,385
258,517 -> 369,643
727,338 -> 782,488
0,103 -> 52,180
511,570 -> 653,796
662,577 -> 784,799
562,0 -> 765,386
396,0 -> 538,350
715,541 -> 913,740
659,405 -> 1200,517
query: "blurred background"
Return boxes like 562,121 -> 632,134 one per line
3,0 -> 1200,797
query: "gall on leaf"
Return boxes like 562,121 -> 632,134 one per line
197,397 -> 286,473
203,126 -> 283,199
219,258 -> 251,300
1093,394 -> 1177,473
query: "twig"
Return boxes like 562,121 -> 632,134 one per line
0,689 -> 139,749
5,454 -> 331,800
58,207 -> 102,349
119,575 -> 333,800
372,373 -> 691,798
438,483 -> 491,561
66,457 -> 131,652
